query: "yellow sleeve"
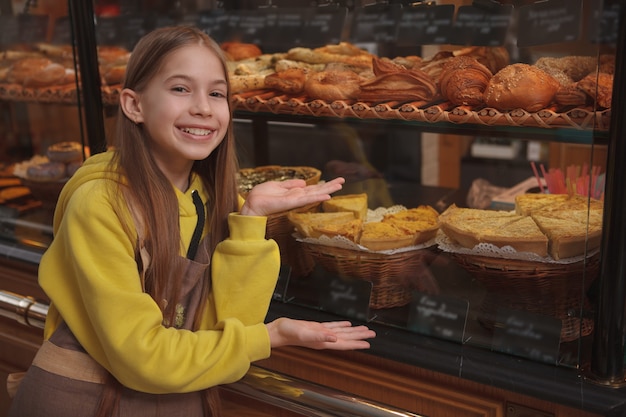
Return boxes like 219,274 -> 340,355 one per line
40,181 -> 279,394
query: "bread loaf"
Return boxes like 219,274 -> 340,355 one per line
484,63 -> 560,112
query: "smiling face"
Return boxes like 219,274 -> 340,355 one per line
120,42 -> 230,190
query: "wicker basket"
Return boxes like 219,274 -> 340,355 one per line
237,165 -> 321,197
302,243 -> 437,309
451,253 -> 599,342
237,165 -> 322,277
266,203 -> 320,278
22,179 -> 66,211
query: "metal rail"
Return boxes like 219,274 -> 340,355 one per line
0,290 -> 48,329
0,290 -> 424,417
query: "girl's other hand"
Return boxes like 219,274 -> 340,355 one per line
240,177 -> 345,217
266,318 -> 375,351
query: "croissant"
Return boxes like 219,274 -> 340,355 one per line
577,72 -> 613,109
439,55 -> 492,107
358,57 -> 437,102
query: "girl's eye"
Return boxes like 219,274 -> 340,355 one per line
172,86 -> 188,93
210,91 -> 227,98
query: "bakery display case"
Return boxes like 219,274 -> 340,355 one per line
2,0 -> 626,416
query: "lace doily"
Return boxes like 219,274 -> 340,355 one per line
294,205 -> 437,254
435,231 -> 597,265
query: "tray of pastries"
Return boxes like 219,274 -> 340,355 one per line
0,42 -> 613,131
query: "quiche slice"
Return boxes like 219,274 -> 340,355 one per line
382,205 -> 440,245
439,205 -> 548,256
322,193 -> 368,219
532,214 -> 602,260
287,211 -> 355,239
359,221 -> 416,251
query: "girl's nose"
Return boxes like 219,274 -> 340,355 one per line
192,94 -> 212,116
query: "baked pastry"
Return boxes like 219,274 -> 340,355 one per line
484,63 -> 561,112
515,193 -> 603,216
467,46 -> 510,75
534,56 -> 597,84
555,84 -> 588,107
102,64 -> 126,85
439,205 -> 549,257
0,186 -> 31,202
264,68 -> 308,95
7,57 -> 68,87
516,193 -> 603,259
577,72 -> 614,109
359,221 -> 416,251
286,43 -> 373,70
439,55 -> 492,106
221,42 -> 262,61
26,162 -> 67,182
97,46 -> 131,66
310,218 -> 363,242
47,141 -> 83,163
304,70 -> 362,101
237,165 -> 321,196
531,214 -> 602,260
322,193 -> 368,219
381,205 -> 440,245
358,56 -> 437,102
287,211 -> 356,239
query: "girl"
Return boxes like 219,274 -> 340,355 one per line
8,26 -> 375,417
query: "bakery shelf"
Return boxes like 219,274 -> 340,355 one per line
0,84 -> 610,144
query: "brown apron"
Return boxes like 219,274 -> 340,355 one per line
8,192 -> 218,417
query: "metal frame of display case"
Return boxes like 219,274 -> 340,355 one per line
66,0 -> 626,388
590,0 -> 626,386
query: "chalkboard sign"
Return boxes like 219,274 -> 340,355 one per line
264,8 -> 308,49
451,4 -> 513,46
272,265 -> 293,303
196,11 -> 230,42
234,11 -> 268,45
587,0 -> 621,46
0,15 -> 49,46
19,15 -> 49,44
0,16 -> 20,47
517,0 -> 582,47
396,4 -> 455,46
178,13 -> 202,28
51,17 -> 72,45
318,272 -> 372,322
94,15 -> 150,50
119,16 -> 150,50
407,291 -> 469,343
350,4 -> 402,43
492,308 -> 561,364
300,7 -> 347,47
153,15 -> 176,30
95,16 -> 124,46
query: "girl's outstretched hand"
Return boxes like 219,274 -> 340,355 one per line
266,317 -> 376,351
241,177 -> 345,217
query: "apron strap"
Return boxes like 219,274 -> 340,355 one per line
186,190 -> 205,260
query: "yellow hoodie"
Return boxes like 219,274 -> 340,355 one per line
39,151 -> 280,394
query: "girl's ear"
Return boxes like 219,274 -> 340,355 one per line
120,88 -> 144,124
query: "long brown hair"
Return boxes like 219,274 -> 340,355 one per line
101,25 -> 238,417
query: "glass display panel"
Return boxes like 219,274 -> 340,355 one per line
0,0 -> 619,373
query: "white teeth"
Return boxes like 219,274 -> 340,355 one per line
182,127 -> 212,136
